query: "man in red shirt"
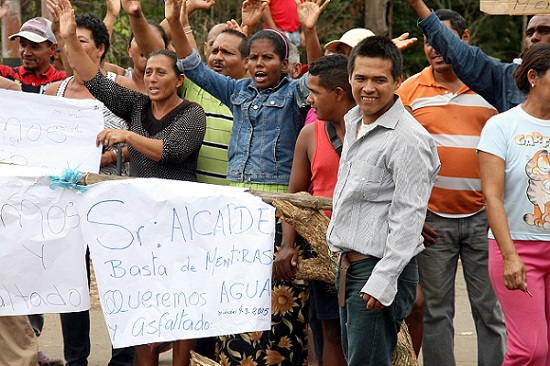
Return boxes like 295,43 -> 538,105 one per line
1,16 -> 66,93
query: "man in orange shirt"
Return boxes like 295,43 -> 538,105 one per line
397,9 -> 506,366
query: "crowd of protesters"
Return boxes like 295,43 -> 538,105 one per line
2,0 -> 550,365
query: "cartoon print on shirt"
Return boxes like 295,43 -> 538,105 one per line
524,149 -> 550,228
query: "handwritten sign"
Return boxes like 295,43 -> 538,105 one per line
481,0 -> 550,14
80,179 -> 275,348
0,165 -> 89,315
0,89 -> 103,173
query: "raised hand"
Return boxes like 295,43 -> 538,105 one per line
121,0 -> 142,18
165,0 -> 184,23
45,0 -> 60,35
297,0 -> 330,31
408,0 -> 430,19
392,32 -> 418,51
187,0 -> 215,15
0,1 -> 10,20
241,0 -> 265,32
226,19 -> 243,33
57,0 -> 77,40
106,0 -> 122,18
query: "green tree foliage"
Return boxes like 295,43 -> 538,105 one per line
15,0 -> 525,77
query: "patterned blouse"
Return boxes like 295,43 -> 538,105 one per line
84,71 -> 206,181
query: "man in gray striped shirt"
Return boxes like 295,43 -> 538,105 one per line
327,36 -> 440,365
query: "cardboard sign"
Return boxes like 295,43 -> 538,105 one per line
481,0 -> 550,15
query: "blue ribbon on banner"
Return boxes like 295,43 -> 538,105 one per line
48,168 -> 87,192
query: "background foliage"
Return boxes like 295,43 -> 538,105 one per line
16,0 -> 526,78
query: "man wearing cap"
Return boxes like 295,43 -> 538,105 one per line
324,28 -> 417,57
325,28 -> 376,56
0,16 -> 66,93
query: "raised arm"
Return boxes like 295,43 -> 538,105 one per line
161,0 -> 200,53
0,1 -> 10,20
409,0 -> 511,111
409,0 -> 431,19
58,0 -> 141,120
240,0 -> 266,37
46,0 -> 74,76
261,1 -> 278,30
57,0 -> 98,81
103,0 -> 121,39
297,0 -> 330,65
121,0 -> 165,57
166,0 -> 194,59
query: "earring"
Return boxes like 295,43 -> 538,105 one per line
532,83 -> 535,88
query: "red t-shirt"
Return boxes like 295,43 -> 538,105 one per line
0,64 -> 66,93
262,0 -> 301,32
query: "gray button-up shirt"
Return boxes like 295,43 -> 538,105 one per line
327,96 -> 440,305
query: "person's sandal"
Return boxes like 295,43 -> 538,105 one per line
38,351 -> 64,366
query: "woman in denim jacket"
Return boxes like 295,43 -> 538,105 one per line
171,2 -> 318,191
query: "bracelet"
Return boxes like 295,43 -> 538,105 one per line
185,29 -> 193,35
182,25 -> 192,32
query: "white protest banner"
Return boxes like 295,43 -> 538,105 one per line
0,89 -> 103,173
80,179 -> 275,348
0,165 -> 89,315
481,0 -> 550,14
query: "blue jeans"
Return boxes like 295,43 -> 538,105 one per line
418,211 -> 506,366
337,257 -> 417,366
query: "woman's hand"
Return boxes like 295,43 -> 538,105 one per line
502,252 -> 527,291
97,128 -> 131,147
121,0 -> 143,18
241,0 -> 265,35
106,0 -> 122,18
297,0 -> 330,31
165,0 -> 184,23
57,0 -> 77,40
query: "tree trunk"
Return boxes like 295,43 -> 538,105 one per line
365,0 -> 392,37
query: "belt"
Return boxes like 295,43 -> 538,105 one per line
338,251 -> 372,307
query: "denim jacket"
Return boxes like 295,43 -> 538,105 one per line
177,51 -> 308,185
419,12 -> 524,113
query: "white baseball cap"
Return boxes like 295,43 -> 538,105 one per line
9,17 -> 57,44
325,28 -> 375,52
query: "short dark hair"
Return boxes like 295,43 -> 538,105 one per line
148,49 -> 181,76
514,43 -> 550,94
309,54 -> 354,103
75,13 -> 110,61
219,29 -> 249,58
128,20 -> 169,49
435,9 -> 468,37
348,36 -> 402,81
249,29 -> 288,61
